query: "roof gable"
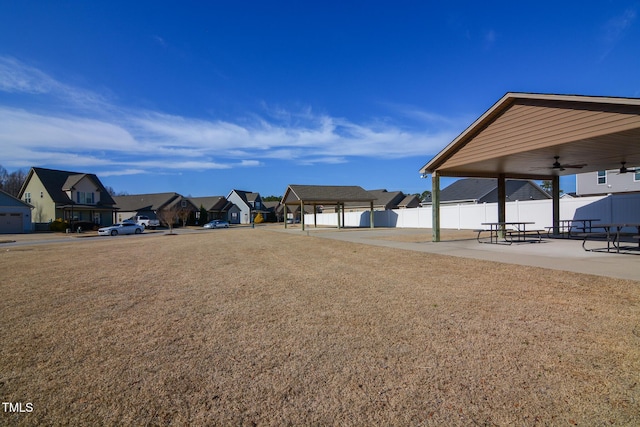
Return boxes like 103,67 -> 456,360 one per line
344,189 -> 406,209
188,196 -> 228,211
0,189 -> 33,208
397,194 -> 421,208
420,92 -> 640,179
22,167 -> 115,206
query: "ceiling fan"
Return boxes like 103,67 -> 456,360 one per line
618,161 -> 638,174
548,156 -> 587,171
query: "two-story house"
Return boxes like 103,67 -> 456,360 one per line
226,190 -> 265,224
576,165 -> 640,196
18,167 -> 116,227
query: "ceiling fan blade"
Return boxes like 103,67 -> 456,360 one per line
617,162 -> 638,174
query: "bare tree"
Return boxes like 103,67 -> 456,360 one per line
177,207 -> 192,227
0,165 -> 7,191
105,186 -> 129,196
156,205 -> 179,234
0,166 -> 27,197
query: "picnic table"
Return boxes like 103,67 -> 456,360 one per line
581,223 -> 640,253
547,218 -> 600,238
477,222 -> 542,244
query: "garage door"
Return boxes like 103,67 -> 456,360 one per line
0,213 -> 23,233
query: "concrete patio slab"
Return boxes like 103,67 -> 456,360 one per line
274,227 -> 640,282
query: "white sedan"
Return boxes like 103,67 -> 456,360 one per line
203,220 -> 230,229
98,223 -> 144,236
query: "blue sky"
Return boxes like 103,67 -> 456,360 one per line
1,1 -> 639,197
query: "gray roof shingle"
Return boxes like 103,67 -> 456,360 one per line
113,192 -> 180,211
439,179 -> 551,203
283,185 -> 375,204
24,167 -> 115,206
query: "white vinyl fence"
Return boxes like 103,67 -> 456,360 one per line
304,193 -> 640,230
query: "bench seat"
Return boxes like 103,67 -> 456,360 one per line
473,229 -> 512,244
506,229 -> 544,243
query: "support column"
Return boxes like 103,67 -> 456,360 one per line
284,204 -> 288,229
341,203 -> 346,228
432,172 -> 440,242
552,176 -> 560,235
498,174 -> 506,237
337,204 -> 341,229
313,203 -> 317,228
370,201 -> 374,228
301,200 -> 305,231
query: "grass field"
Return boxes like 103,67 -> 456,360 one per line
1,227 -> 639,426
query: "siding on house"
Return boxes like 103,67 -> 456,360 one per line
226,190 -> 263,224
576,170 -> 640,196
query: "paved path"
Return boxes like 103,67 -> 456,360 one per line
274,227 -> 640,282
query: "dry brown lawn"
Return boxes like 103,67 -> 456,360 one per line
1,227 -> 639,426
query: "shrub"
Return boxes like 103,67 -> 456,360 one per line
49,219 -> 69,232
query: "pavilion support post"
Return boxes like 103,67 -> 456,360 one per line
284,204 -> 288,229
313,203 -> 317,228
301,200 -> 305,231
337,204 -> 341,229
552,176 -> 560,235
498,174 -> 506,237
342,203 -> 346,228
370,201 -> 374,228
432,172 -> 440,242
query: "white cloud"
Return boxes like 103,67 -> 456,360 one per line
0,56 -> 463,175
0,108 -> 137,148
0,56 -> 111,110
599,8 -> 637,60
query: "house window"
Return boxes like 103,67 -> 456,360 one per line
597,170 -> 606,185
76,192 -> 95,204
634,168 -> 640,182
24,192 -> 31,203
181,200 -> 187,208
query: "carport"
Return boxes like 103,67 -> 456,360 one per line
281,185 -> 376,231
420,93 -> 640,242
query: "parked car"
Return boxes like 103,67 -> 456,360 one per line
203,220 -> 229,229
127,215 -> 161,229
98,223 -> 144,236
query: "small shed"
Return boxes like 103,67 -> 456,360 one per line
281,185 -> 376,230
0,189 -> 33,233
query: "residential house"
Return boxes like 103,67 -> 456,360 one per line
344,189 -> 420,212
18,167 -> 116,227
0,189 -> 33,233
576,166 -> 640,196
226,190 -> 266,224
262,201 -> 281,222
188,196 -> 231,224
113,192 -> 197,225
429,178 -> 551,204
397,194 -> 421,208
276,202 -> 317,223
